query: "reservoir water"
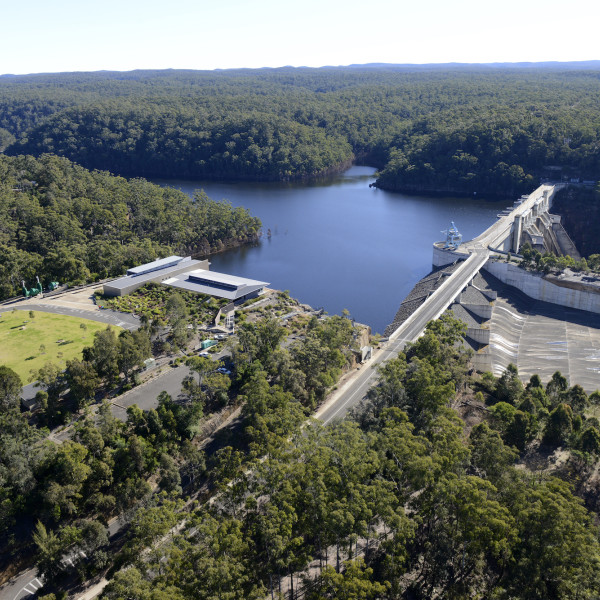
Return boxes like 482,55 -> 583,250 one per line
155,167 -> 507,334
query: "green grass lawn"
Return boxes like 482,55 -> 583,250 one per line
0,310 -> 115,382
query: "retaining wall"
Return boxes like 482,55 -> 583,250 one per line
466,327 -> 490,344
460,300 -> 493,319
484,261 -> 600,314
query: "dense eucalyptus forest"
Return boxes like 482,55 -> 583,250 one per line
0,154 -> 261,300
1,66 -> 599,194
3,309 -> 600,600
2,64 -> 600,599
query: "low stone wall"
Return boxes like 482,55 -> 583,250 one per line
484,261 -> 600,314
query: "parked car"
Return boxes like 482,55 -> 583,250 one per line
199,351 -> 210,357
217,367 -> 232,375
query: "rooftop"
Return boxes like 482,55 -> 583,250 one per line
106,258 -> 203,291
164,269 -> 269,300
127,255 -> 185,276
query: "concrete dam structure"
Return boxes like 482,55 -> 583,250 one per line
388,184 -> 600,392
432,184 -> 566,267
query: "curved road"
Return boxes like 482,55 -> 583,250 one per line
0,303 -> 139,331
2,185 -> 560,599
318,185 -> 560,423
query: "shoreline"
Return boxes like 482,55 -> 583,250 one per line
370,180 -> 524,200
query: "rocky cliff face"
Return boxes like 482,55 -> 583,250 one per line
551,186 -> 600,257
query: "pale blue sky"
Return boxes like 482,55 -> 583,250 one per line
2,0 -> 597,75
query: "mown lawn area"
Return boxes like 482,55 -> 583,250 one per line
0,309 -> 113,381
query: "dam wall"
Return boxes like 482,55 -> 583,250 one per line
484,260 -> 600,314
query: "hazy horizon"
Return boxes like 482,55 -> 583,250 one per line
1,0 -> 598,76
2,59 -> 600,79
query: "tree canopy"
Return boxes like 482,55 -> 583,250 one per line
1,66 -> 599,194
0,154 -> 261,299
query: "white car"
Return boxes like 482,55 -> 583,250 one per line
199,351 -> 210,357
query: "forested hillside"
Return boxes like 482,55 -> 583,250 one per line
4,301 -> 600,599
2,67 -> 600,193
0,154 -> 261,299
92,316 -> 600,600
3,65 -> 600,599
552,184 -> 600,256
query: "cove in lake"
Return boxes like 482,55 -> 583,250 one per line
154,167 -> 507,334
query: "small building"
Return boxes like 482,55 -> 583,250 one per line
143,357 -> 156,371
20,382 -> 40,412
103,256 -> 208,297
163,269 -> 269,303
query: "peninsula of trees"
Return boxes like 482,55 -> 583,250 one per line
1,65 -> 600,195
0,154 -> 261,300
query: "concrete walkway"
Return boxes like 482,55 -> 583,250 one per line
74,578 -> 109,600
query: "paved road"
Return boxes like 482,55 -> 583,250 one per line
109,364 -> 192,420
465,184 -> 556,250
0,302 -> 139,331
318,186 -> 564,423
0,569 -> 43,600
109,347 -> 230,420
0,516 -> 123,600
318,251 -> 490,423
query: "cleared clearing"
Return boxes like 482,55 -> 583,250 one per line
0,310 -> 114,381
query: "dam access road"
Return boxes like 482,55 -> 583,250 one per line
316,184 -> 565,423
316,248 -> 490,424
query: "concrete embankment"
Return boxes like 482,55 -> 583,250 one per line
478,269 -> 600,392
385,260 -> 600,392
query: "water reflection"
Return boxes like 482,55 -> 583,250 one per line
154,167 -> 506,333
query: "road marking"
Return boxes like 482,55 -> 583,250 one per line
319,334 -> 415,425
12,575 -> 44,600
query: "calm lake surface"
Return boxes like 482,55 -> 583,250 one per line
155,167 -> 507,334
